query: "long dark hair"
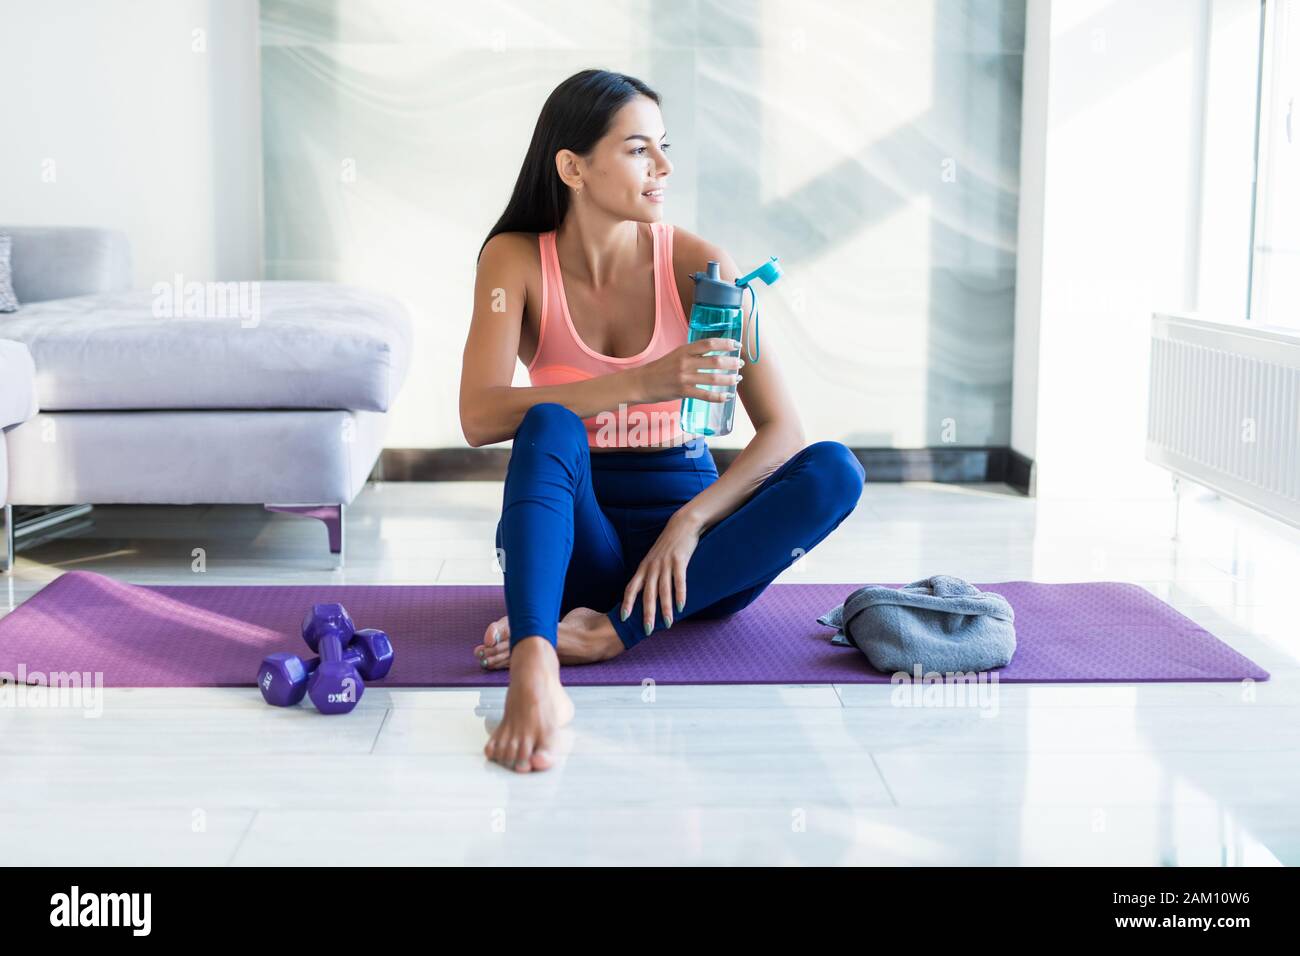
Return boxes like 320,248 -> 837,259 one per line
478,68 -> 660,263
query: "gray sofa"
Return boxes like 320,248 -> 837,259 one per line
0,226 -> 413,567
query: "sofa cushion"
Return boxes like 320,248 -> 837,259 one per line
0,234 -> 19,312
0,338 -> 38,429
0,226 -> 131,305
0,280 -> 412,412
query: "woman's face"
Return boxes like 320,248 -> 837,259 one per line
568,95 -> 672,221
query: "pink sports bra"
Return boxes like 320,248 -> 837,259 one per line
526,221 -> 692,449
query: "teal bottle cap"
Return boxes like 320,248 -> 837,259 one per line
735,256 -> 782,289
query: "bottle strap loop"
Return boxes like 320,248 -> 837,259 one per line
742,283 -> 761,363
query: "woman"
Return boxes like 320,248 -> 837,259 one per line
460,69 -> 865,773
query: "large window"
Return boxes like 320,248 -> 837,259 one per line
1249,0 -> 1299,328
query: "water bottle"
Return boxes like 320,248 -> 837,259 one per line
679,255 -> 783,436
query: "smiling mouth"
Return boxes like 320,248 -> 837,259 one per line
642,188 -> 664,198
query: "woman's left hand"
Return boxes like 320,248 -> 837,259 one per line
620,513 -> 703,636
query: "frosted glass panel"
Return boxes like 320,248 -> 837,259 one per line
260,0 -> 1024,449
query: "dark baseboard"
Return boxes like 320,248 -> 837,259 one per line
379,446 -> 1037,494
1004,447 -> 1036,496
380,448 -> 513,481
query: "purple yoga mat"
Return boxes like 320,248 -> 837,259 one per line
0,570 -> 1268,687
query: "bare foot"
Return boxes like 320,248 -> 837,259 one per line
474,607 -> 625,670
483,637 -> 575,773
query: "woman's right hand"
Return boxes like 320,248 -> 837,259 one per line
632,338 -> 745,404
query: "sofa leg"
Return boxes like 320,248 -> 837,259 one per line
1,503 -> 12,574
264,503 -> 346,565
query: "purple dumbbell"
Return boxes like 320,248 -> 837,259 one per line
301,602 -> 374,715
257,629 -> 394,707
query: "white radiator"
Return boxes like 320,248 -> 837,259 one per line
1147,313 -> 1300,530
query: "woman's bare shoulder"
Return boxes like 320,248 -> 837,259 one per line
479,230 -> 540,269
670,225 -> 738,274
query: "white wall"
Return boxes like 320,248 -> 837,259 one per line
0,0 -> 262,283
1012,0 -> 1259,499
1011,0 -> 1051,485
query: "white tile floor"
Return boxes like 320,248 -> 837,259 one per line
1,480 -> 1297,865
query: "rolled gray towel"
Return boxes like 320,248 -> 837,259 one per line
817,575 -> 1016,674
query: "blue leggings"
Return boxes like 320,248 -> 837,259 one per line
494,402 -> 866,650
